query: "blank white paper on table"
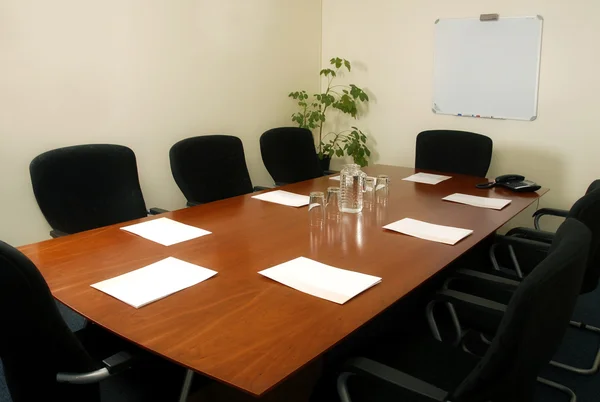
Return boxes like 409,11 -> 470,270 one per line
402,172 -> 452,185
121,217 -> 211,246
258,257 -> 381,304
251,190 -> 310,207
383,218 -> 473,245
91,257 -> 217,308
443,193 -> 512,210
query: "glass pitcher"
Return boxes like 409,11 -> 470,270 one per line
338,164 -> 367,213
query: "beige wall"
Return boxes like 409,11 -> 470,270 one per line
323,0 -> 600,230
0,0 -> 322,246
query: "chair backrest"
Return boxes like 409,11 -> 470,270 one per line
260,127 -> 324,185
453,219 -> 590,402
415,130 -> 493,177
585,179 -> 600,194
0,241 -> 100,401
170,135 -> 254,204
567,184 -> 600,294
30,144 -> 148,234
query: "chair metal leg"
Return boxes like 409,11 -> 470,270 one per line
178,369 -> 194,402
426,300 -> 462,347
549,320 -> 600,375
337,372 -> 354,402
480,332 -> 492,345
537,377 -> 576,402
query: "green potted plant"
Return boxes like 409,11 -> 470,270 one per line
288,57 -> 371,169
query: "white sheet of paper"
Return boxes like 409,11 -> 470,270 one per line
258,257 -> 381,304
383,218 -> 473,245
91,257 -> 217,308
402,172 -> 452,185
443,193 -> 512,210
121,217 -> 211,246
251,190 -> 310,207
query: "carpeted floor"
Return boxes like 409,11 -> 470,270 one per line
2,292 -> 600,402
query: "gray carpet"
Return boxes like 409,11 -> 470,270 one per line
2,293 -> 600,402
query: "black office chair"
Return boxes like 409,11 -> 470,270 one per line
334,218 -> 590,402
30,144 -> 165,238
415,130 -> 493,177
260,127 -> 325,186
448,183 -> 600,378
0,240 -> 186,402
508,179 -> 600,246
170,135 -> 268,206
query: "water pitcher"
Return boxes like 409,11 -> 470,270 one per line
338,164 -> 367,213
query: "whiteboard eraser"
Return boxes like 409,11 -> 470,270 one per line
480,13 -> 499,21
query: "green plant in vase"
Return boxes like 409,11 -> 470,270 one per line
288,57 -> 371,167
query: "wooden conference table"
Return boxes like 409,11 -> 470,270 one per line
19,165 -> 546,398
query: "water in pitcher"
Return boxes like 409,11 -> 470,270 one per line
338,164 -> 366,213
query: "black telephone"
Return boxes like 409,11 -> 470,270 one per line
476,174 -> 541,192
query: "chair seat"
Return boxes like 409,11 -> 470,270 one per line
347,334 -> 479,402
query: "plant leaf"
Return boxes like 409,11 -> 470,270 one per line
344,59 -> 351,71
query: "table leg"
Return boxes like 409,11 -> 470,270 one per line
178,369 -> 194,402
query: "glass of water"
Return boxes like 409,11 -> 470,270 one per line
325,187 -> 341,222
308,191 -> 325,227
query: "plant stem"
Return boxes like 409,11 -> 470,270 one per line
318,70 -> 338,153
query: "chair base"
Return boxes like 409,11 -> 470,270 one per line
548,320 -> 600,375
537,377 -> 576,402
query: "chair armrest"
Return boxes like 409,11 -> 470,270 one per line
426,289 -> 506,344
490,235 -> 551,278
56,351 -> 134,384
274,181 -> 289,186
148,207 -> 169,215
338,357 -> 448,402
452,268 -> 521,290
505,227 -> 555,244
186,201 -> 202,207
494,234 -> 552,251
532,208 -> 568,230
50,229 -> 69,238
434,289 -> 507,314
253,186 -> 271,192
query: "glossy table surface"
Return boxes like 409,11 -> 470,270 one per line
19,165 -> 547,396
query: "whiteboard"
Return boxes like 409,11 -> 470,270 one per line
432,16 -> 543,121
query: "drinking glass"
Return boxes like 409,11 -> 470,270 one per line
326,187 -> 341,222
363,177 -> 376,209
376,174 -> 390,205
376,174 -> 390,191
308,191 -> 325,227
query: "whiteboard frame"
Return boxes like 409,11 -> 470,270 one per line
432,15 -> 544,121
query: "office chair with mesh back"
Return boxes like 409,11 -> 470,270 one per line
334,219 -> 590,402
30,144 -> 165,238
170,135 -> 268,206
0,240 -> 189,402
415,130 -> 493,177
260,127 -> 325,186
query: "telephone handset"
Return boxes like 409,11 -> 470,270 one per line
476,174 -> 541,192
